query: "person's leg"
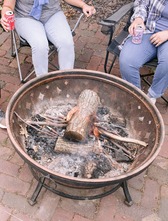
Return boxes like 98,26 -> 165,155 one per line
119,34 -> 156,89
15,17 -> 49,76
148,41 -> 168,98
44,11 -> 75,70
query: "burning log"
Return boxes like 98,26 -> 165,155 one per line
64,89 -> 100,141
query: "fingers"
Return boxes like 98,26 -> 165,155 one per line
0,17 -> 10,32
83,5 -> 96,17
128,23 -> 138,36
128,24 -> 134,36
129,18 -> 145,36
150,35 -> 157,45
150,34 -> 162,47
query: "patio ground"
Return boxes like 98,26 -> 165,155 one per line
0,16 -> 168,221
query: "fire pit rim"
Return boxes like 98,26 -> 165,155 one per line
6,69 -> 165,186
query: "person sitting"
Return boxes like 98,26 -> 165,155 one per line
1,0 -> 96,77
119,0 -> 168,104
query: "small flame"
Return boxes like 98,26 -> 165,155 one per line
93,126 -> 100,138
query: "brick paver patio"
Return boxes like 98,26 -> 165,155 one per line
0,17 -> 168,221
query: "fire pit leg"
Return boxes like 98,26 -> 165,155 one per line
121,181 -> 133,206
27,177 -> 46,206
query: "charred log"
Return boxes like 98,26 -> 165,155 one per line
64,89 -> 100,141
54,137 -> 101,155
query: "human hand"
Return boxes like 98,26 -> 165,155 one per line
129,17 -> 145,36
150,30 -> 168,47
0,9 -> 11,32
82,3 -> 96,17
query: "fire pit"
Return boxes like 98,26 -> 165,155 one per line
6,69 -> 164,206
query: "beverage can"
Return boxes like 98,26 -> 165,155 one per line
132,25 -> 143,44
4,11 -> 15,31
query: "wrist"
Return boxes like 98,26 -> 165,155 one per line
81,2 -> 87,9
134,17 -> 143,22
3,5 -> 13,12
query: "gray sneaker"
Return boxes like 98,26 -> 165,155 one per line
0,109 -> 7,129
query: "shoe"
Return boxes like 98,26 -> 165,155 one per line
147,93 -> 156,105
149,97 -> 156,105
0,109 -> 7,129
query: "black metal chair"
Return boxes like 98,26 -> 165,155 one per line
99,2 -> 168,104
11,5 -> 84,83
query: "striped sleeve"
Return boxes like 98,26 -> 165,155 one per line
130,0 -> 149,22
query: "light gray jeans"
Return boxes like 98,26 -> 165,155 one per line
15,11 -> 75,76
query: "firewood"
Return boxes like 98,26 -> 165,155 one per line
14,112 -> 56,137
97,127 -> 148,147
26,120 -> 67,127
64,89 -> 100,141
54,137 -> 115,179
54,137 -> 100,155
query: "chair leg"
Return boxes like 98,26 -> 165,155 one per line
160,95 -> 168,104
108,55 -> 117,74
11,30 -> 16,57
48,46 -> 59,70
11,30 -> 24,83
11,33 -> 58,83
71,13 -> 84,36
104,51 -> 117,74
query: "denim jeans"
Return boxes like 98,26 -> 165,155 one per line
119,33 -> 168,98
15,11 -> 75,76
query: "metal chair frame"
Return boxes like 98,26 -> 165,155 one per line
11,7 -> 84,83
99,2 -> 168,104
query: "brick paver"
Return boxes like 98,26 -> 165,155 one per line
0,16 -> 168,221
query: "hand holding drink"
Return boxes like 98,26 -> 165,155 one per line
132,25 -> 144,44
1,8 -> 15,32
4,11 -> 15,30
128,18 -> 145,44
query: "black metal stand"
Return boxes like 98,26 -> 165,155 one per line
27,176 -> 46,206
28,168 -> 133,206
121,181 -> 133,206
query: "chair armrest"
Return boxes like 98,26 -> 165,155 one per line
99,2 -> 133,27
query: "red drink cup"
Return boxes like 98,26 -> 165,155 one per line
4,11 -> 15,31
132,25 -> 144,44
